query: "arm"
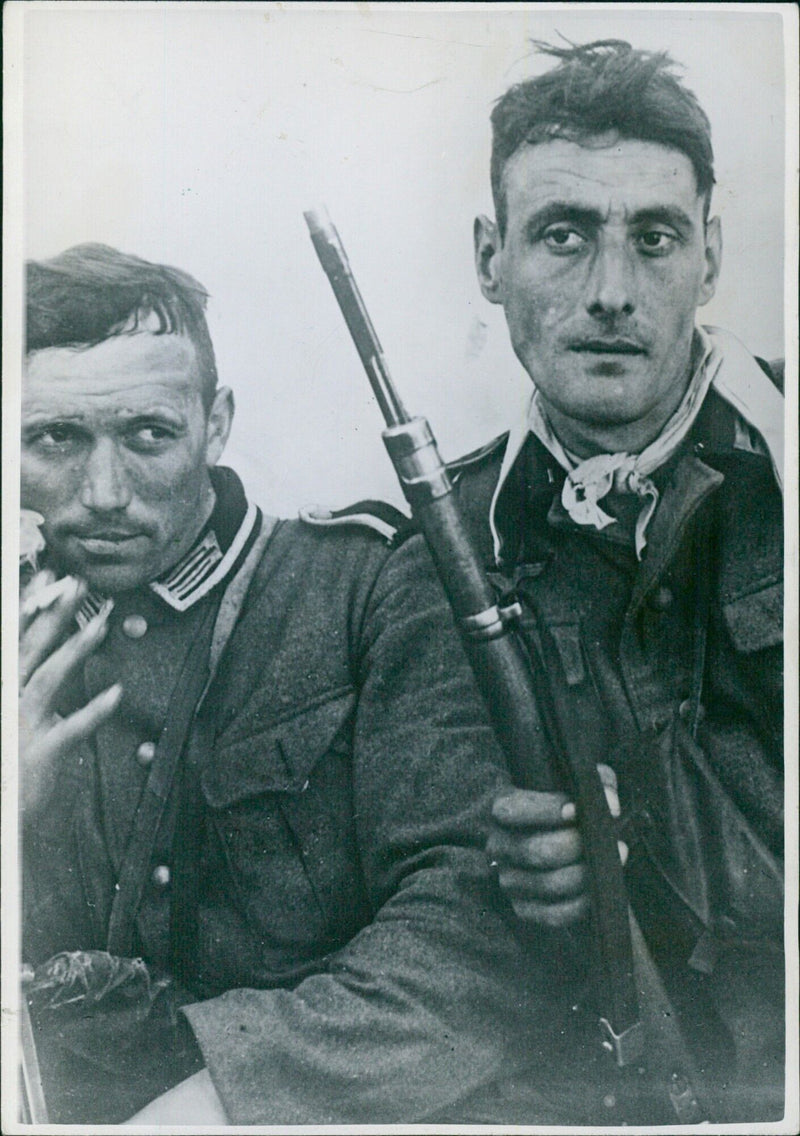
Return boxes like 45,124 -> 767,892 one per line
181,536 -> 538,1124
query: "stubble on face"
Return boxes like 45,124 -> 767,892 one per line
493,137 -> 718,456
22,331 -> 218,592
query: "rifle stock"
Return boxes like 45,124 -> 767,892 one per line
304,207 -> 556,791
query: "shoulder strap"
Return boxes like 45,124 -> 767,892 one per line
299,500 -> 409,545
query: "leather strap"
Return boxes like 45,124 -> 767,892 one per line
169,517 -> 279,985
525,615 -> 643,1063
107,517 -> 278,959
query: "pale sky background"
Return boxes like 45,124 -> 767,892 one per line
12,2 -> 789,514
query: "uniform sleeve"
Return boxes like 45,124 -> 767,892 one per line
183,535 -> 540,1123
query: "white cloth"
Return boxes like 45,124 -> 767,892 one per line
489,326 -> 784,562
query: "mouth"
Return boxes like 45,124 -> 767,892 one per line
570,338 -> 647,356
70,532 -> 146,556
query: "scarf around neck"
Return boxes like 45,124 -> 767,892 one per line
490,326 -> 784,562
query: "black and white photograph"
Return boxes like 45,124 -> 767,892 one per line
2,3 -> 797,1130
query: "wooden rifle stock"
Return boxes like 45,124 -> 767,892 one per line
304,207 -> 556,792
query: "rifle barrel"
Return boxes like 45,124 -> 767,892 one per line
304,208 -> 408,428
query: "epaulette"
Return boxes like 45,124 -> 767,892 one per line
298,500 -> 413,547
446,432 -> 509,482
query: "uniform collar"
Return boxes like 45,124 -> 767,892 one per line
489,325 -> 783,565
77,467 -> 261,623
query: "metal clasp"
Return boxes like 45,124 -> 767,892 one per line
460,601 -> 522,641
599,1017 -> 645,1067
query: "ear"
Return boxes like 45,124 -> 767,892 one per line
697,215 -> 722,306
205,386 -> 234,467
474,214 -> 504,305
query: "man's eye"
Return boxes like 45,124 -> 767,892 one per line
130,425 -> 176,447
636,230 -> 677,254
542,227 -> 587,252
27,425 -> 80,449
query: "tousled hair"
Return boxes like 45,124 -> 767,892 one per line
491,40 -> 715,238
25,243 -> 219,410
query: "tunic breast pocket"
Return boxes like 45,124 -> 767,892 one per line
722,578 -> 782,653
200,690 -> 366,952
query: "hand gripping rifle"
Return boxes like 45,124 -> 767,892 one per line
304,209 -> 708,1121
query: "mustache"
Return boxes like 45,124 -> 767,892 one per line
57,523 -> 152,540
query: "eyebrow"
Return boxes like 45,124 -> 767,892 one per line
524,202 -> 697,236
22,408 -> 187,429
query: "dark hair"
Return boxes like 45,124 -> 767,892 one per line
491,40 -> 715,238
25,243 -> 219,410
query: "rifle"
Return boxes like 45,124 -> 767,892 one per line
304,208 -> 707,1120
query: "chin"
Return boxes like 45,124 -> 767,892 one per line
68,560 -> 152,595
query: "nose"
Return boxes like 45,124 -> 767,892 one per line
79,438 -> 133,512
585,238 -> 636,318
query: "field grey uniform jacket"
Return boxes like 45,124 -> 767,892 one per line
444,376 -> 784,1126
23,467 -> 532,1125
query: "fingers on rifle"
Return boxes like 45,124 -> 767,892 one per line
22,600 -> 114,704
19,576 -> 87,680
49,684 -> 123,752
492,788 -> 575,828
499,862 -> 587,902
508,892 -> 591,928
487,824 -> 582,870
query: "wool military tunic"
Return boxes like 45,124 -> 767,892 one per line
22,468 -> 537,1124
443,378 -> 784,1126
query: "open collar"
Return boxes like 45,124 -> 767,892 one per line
489,326 -> 783,566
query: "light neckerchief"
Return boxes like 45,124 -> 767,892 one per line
489,326 -> 784,563
530,338 -> 716,558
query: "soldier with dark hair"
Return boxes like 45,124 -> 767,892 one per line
19,243 -> 534,1125
459,40 -> 785,1124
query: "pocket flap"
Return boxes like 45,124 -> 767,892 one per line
202,689 -> 355,806
722,580 -> 783,652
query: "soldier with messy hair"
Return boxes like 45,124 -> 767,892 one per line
461,40 -> 785,1124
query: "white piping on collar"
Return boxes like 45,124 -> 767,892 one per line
77,500 -> 260,623
488,325 -> 784,564
150,500 -> 260,612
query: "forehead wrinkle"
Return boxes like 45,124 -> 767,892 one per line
504,139 -> 700,205
25,331 -> 200,385
21,383 -> 197,434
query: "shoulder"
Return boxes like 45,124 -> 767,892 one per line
447,432 -> 508,483
242,504 -> 411,614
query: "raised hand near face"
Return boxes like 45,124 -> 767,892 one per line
19,572 -> 121,816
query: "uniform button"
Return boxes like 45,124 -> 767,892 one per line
153,863 -> 172,890
649,586 -> 674,611
122,614 -> 148,639
136,741 -> 157,767
152,865 -> 171,888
